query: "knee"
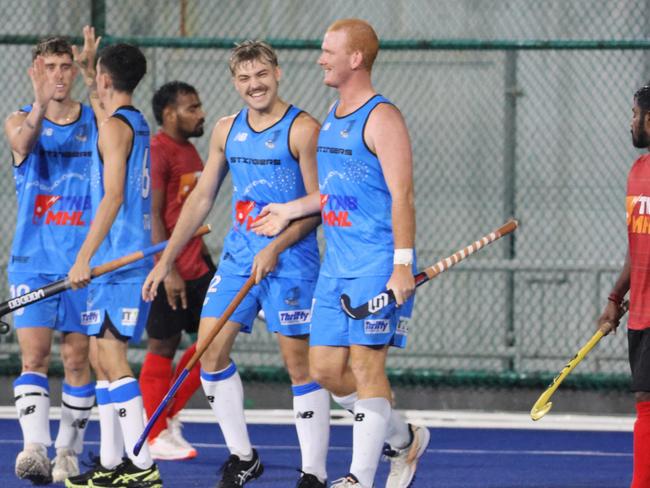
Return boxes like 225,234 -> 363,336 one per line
286,359 -> 310,386
147,337 -> 179,359
636,392 -> 650,403
21,352 -> 50,374
309,363 -> 338,391
200,343 -> 231,371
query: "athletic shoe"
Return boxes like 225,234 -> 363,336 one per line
296,471 -> 327,487
330,474 -> 362,487
216,448 -> 264,487
64,454 -> 116,488
15,442 -> 53,485
149,427 -> 196,461
52,447 -> 80,482
383,424 -> 431,488
92,458 -> 162,487
167,415 -> 198,458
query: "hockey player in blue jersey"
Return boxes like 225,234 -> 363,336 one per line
66,43 -> 161,488
252,19 -> 430,488
4,32 -> 100,485
142,41 -> 330,488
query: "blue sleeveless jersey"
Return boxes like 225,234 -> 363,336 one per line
221,105 -> 319,279
90,106 -> 152,280
9,103 -> 97,274
317,95 -> 400,278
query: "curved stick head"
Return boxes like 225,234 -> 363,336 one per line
340,293 -> 355,319
530,401 -> 553,421
0,320 -> 10,335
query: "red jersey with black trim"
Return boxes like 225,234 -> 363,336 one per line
151,131 -> 207,280
627,153 -> 650,329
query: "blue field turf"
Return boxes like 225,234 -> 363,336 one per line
0,418 -> 633,487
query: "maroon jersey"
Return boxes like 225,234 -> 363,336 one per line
151,131 -> 207,280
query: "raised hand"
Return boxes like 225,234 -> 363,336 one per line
28,56 -> 56,107
73,25 -> 101,82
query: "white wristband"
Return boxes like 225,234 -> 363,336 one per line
393,248 -> 414,266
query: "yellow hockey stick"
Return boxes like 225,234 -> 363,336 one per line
530,300 -> 629,421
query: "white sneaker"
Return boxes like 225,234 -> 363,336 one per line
331,474 -> 363,487
149,428 -> 197,460
384,424 -> 431,488
52,447 -> 79,482
15,442 -> 52,484
167,415 -> 198,457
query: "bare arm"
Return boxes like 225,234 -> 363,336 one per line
251,113 -> 322,282
5,57 -> 56,163
367,103 -> 416,305
68,117 -> 130,288
142,117 -> 231,301
598,250 -> 631,335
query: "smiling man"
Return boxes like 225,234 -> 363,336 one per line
142,41 -> 329,488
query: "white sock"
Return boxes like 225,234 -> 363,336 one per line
55,382 -> 95,454
13,372 -> 52,448
350,397 -> 391,487
386,410 -> 411,450
96,380 -> 123,469
292,382 -> 330,482
334,391 -> 411,449
109,377 -> 153,470
200,362 -> 252,460
332,391 -> 357,413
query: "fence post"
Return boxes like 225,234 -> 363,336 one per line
503,50 -> 520,371
91,0 -> 106,37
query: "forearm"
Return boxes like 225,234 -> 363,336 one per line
12,104 -> 47,156
285,192 -> 321,219
266,214 -> 320,254
609,252 -> 631,299
75,196 -> 123,264
150,212 -> 169,245
158,190 -> 213,265
391,194 -> 416,250
83,72 -> 106,121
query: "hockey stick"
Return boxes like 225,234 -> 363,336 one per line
134,274 -> 256,455
340,219 -> 519,319
530,299 -> 629,421
0,224 -> 212,334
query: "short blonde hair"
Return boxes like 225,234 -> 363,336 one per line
229,40 -> 278,75
327,18 -> 379,71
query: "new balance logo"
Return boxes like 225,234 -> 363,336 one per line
296,410 -> 314,419
118,408 -> 127,418
19,404 -> 36,418
72,418 -> 88,429
207,395 -> 215,403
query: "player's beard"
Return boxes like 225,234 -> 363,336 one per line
633,115 -> 650,148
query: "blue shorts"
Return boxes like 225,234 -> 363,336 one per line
201,270 -> 316,337
83,282 -> 150,343
8,272 -> 88,334
310,274 -> 413,348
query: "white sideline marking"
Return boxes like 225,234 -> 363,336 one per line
0,407 -> 635,432
0,438 -> 630,458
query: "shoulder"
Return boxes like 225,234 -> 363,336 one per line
211,113 -> 238,144
99,116 -> 134,144
368,101 -> 403,123
291,111 -> 321,136
5,110 -> 27,130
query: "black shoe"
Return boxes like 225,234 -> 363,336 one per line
216,449 -> 264,487
296,470 -> 327,487
65,454 -> 116,488
91,458 -> 162,487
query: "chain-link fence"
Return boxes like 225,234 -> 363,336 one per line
1,0 -> 648,391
